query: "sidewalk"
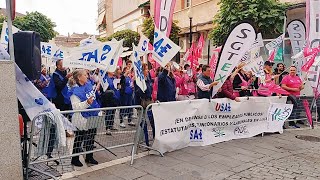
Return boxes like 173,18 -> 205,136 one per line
63,128 -> 320,180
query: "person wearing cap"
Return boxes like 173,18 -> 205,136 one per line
35,65 -> 51,98
257,61 -> 280,97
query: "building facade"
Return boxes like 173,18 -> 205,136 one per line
172,0 -> 219,65
96,0 -> 150,37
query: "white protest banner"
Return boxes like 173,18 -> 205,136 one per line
212,23 -> 256,96
0,21 -> 20,50
266,103 -> 293,133
132,44 -> 146,92
52,47 -> 65,60
287,20 -> 306,76
0,44 -> 10,60
79,36 -> 100,47
151,97 -> 287,154
106,39 -> 124,73
154,0 -> 176,37
152,28 -> 181,67
241,33 -> 263,62
308,0 -> 320,48
15,63 -> 74,130
63,41 -> 120,70
243,56 -> 265,79
307,62 -> 320,88
265,34 -> 284,51
41,42 -> 59,58
137,33 -> 150,56
99,69 -> 109,92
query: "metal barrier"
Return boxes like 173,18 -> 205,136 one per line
286,96 -> 318,128
133,103 -> 163,158
27,105 -> 143,179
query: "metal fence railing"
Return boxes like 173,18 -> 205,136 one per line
27,105 -> 143,180
285,96 -> 318,128
24,96 -> 319,179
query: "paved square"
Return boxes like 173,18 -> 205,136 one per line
66,128 -> 320,180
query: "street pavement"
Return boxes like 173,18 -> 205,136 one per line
63,128 -> 320,180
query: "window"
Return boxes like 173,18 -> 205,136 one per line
185,0 -> 191,8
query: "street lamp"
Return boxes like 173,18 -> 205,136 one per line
187,6 -> 193,48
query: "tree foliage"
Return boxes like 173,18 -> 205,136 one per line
11,12 -> 56,42
98,29 -> 140,50
209,0 -> 290,46
142,17 -> 181,44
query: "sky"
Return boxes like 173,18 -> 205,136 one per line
0,0 -> 98,36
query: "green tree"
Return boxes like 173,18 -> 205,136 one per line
12,12 -> 56,42
209,0 -> 289,46
142,17 -> 181,44
98,29 -> 140,50
0,15 -> 5,30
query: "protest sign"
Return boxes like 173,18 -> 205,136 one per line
137,33 -> 150,56
152,28 -> 181,67
154,0 -> 176,37
151,97 -> 287,154
288,20 -> 306,76
212,22 -> 256,96
0,21 -> 20,50
63,41 -> 120,70
243,56 -> 265,78
106,39 -> 124,73
266,103 -> 293,133
265,34 -> 284,51
132,45 -> 146,92
41,42 -> 58,58
240,33 -> 263,63
79,36 -> 100,47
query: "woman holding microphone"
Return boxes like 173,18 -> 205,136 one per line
70,69 -> 100,167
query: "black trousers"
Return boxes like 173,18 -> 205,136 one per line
105,109 -> 116,129
72,128 -> 97,159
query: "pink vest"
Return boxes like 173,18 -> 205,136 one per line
257,73 -> 273,96
233,73 -> 250,97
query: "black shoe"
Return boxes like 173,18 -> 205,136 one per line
71,157 -> 83,167
85,158 -> 98,165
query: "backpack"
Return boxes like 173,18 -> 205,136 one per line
47,72 -> 70,104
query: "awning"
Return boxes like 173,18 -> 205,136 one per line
96,12 -> 106,26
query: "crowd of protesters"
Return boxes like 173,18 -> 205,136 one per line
34,58 -> 305,166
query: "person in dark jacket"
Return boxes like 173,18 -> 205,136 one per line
157,63 -> 176,102
134,63 -> 154,146
215,76 -> 241,102
196,65 -> 219,99
100,72 -> 120,135
52,59 -> 72,111
233,69 -> 252,97
119,67 -> 135,128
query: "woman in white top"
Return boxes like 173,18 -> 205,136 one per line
70,69 -> 100,167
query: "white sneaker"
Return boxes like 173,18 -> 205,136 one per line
128,122 -> 136,126
119,123 -> 126,128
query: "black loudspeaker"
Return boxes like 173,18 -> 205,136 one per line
13,31 -> 41,80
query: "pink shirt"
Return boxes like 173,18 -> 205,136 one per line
281,75 -> 303,96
